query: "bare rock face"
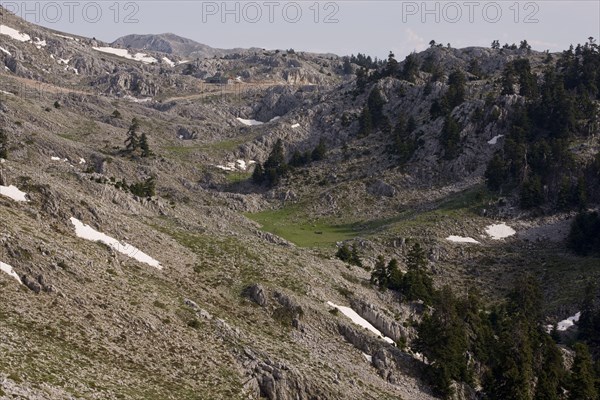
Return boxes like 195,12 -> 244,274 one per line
350,300 -> 410,343
243,284 -> 268,307
95,71 -> 159,97
240,349 -> 331,400
176,126 -> 198,140
367,179 -> 397,198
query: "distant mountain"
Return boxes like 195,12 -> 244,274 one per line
111,33 -> 256,59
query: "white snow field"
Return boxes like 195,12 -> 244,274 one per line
162,57 -> 175,67
446,235 -> 480,244
236,117 -> 264,126
485,223 -> 516,240
70,217 -> 162,269
0,261 -> 22,284
0,185 -> 29,202
291,123 -> 300,129
488,135 -> 504,145
327,301 -> 395,345
92,47 -> 158,64
0,25 -> 31,42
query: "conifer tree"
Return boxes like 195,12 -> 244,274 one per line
370,255 -> 388,288
441,114 -> 461,159
569,343 -> 598,400
124,118 -> 140,154
358,106 -> 372,137
252,163 -> 265,184
139,132 -> 152,157
0,128 -> 7,159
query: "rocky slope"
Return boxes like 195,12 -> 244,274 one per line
1,5 -> 599,400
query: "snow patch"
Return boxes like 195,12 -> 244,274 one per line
53,33 -> 76,41
0,46 -> 11,56
269,116 -> 281,122
51,156 -> 61,161
362,353 -> 373,363
327,301 -> 395,345
236,117 -> 263,126
58,58 -> 70,65
557,312 -> 581,331
123,95 -> 152,103
446,235 -> 480,244
33,37 -> 46,48
546,312 -> 581,333
0,90 -> 14,96
488,135 -> 504,145
92,47 -> 158,64
0,261 -> 22,284
291,123 -> 300,129
79,158 -> 86,164
70,217 -> 162,269
162,57 -> 175,67
215,159 -> 255,172
485,223 -> 516,240
0,25 -> 31,42
0,185 -> 29,202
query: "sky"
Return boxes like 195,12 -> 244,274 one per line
2,1 -> 599,59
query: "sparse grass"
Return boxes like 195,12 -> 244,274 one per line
246,205 -> 361,248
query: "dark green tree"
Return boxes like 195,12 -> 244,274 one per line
567,211 -> 600,256
124,118 -> 140,154
485,153 -> 508,191
446,69 -> 466,109
441,114 -> 461,159
367,87 -> 386,128
252,163 -> 265,184
139,132 -> 152,157
358,106 -> 372,137
0,128 -> 8,159
569,343 -> 598,400
336,244 -> 352,263
385,51 -> 399,77
311,139 -> 327,161
370,255 -> 388,288
262,139 -> 288,187
350,244 -> 363,267
416,286 -> 469,398
402,53 -> 420,82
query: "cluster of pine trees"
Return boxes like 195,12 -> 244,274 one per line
392,268 -> 599,398
90,175 -> 156,199
370,243 -> 434,305
253,138 -> 328,187
124,118 -> 152,158
485,39 -> 600,210
365,240 -> 600,399
335,243 -> 363,267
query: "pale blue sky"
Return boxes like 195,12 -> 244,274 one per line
6,1 -> 600,58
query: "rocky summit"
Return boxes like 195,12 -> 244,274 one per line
1,5 -> 600,400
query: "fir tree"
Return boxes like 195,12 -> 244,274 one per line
358,106 -> 372,137
370,255 -> 388,288
139,132 -> 152,157
311,139 -> 327,161
336,244 -> 352,263
569,343 -> 598,400
124,118 -> 140,154
0,128 -> 8,159
252,163 -> 265,184
441,114 -> 461,159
